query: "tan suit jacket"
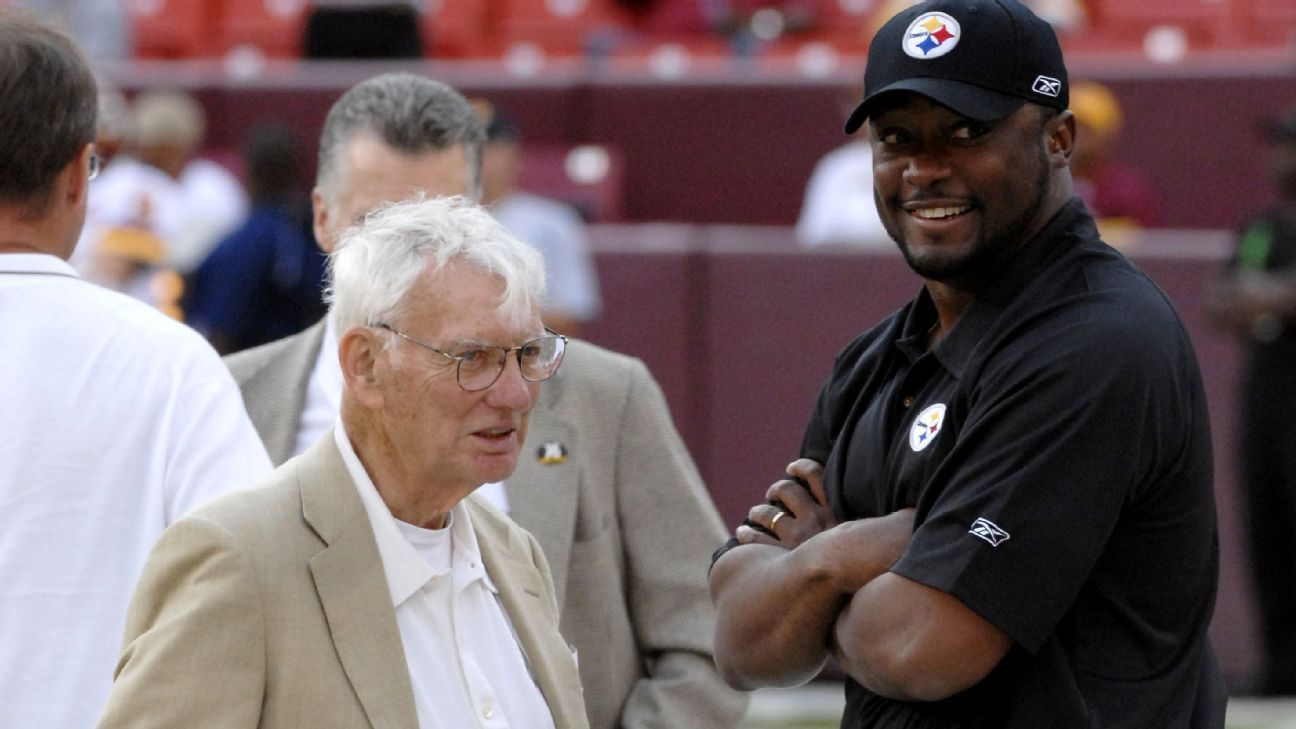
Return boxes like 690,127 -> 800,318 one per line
225,323 -> 747,729
99,435 -> 588,729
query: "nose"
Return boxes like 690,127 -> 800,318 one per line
901,147 -> 952,190
484,354 -> 536,411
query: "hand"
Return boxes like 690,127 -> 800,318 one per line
738,459 -> 837,549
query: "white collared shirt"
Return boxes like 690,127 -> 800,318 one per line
333,425 -> 554,729
0,253 -> 271,729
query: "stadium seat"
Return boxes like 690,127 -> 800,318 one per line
1083,0 -> 1241,50
796,0 -> 884,54
498,0 -> 630,56
1250,0 -> 1296,46
126,0 -> 217,59
422,0 -> 505,58
215,0 -> 310,59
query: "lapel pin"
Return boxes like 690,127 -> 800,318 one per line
537,442 -> 568,465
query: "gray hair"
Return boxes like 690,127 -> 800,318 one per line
316,73 -> 484,202
326,196 -> 546,338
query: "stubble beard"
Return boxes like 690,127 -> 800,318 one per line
884,146 -> 1052,286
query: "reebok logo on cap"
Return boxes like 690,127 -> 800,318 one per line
1032,75 -> 1062,97
903,13 -> 961,59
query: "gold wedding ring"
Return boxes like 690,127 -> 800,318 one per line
771,511 -> 786,529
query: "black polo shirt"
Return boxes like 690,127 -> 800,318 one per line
802,200 -> 1226,728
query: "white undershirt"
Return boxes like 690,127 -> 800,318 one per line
298,319 -> 510,512
333,425 -> 553,729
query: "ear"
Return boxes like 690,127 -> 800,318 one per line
1046,110 -> 1077,168
64,144 -> 94,208
338,325 -> 385,410
311,186 -> 334,254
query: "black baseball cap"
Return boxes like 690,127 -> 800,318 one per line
845,0 -> 1069,133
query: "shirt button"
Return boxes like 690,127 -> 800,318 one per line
902,396 -> 915,408
482,705 -> 494,720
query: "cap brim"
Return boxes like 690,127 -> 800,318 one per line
844,78 -> 1027,134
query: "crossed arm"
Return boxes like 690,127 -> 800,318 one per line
708,460 -> 1011,701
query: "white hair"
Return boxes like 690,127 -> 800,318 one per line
326,195 -> 546,339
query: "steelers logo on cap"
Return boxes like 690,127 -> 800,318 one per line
903,12 -> 961,60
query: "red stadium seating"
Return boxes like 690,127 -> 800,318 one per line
1250,0 -> 1296,46
795,0 -> 885,54
498,0 -> 630,56
214,0 -> 310,58
423,0 -> 505,58
126,0 -> 217,59
1083,0 -> 1243,50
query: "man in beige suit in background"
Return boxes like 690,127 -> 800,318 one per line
101,196 -> 587,728
224,73 -> 746,729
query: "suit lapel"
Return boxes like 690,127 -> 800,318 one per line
507,383 -> 580,606
470,501 -> 586,729
299,435 -> 418,729
242,320 -> 325,465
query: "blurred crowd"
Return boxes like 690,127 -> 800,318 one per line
64,82 -> 604,354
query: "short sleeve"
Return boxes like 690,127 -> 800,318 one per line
893,302 -> 1195,652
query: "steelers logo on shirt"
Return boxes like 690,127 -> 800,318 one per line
909,403 -> 947,452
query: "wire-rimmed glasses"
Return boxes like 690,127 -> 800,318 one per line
377,324 -> 567,392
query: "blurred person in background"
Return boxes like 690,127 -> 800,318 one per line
225,72 -> 747,729
77,90 -> 247,278
0,13 -> 270,728
477,101 -> 603,337
796,83 -> 891,248
1205,104 -> 1296,697
796,136 -> 890,247
77,80 -> 187,318
187,125 -> 326,354
1069,80 -> 1163,239
94,80 -> 132,165
81,224 -> 185,319
130,90 -> 248,273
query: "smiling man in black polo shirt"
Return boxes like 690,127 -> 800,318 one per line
709,1 -> 1227,726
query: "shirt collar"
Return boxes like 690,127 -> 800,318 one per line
895,198 -> 1098,378
333,423 -> 497,608
0,252 -> 79,276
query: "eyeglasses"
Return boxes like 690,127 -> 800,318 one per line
87,151 -> 102,181
378,324 -> 567,392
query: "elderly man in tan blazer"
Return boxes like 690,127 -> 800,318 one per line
224,73 -> 746,729
100,197 -> 588,728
